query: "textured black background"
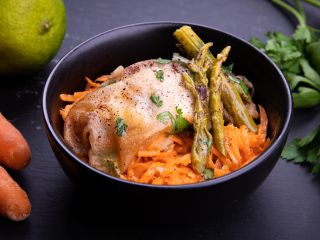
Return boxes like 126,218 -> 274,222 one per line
0,0 -> 320,239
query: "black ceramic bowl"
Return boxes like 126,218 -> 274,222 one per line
42,22 -> 292,206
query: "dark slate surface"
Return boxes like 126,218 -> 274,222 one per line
0,0 -> 319,239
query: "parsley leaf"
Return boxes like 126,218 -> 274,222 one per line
115,117 -> 128,137
176,107 -> 183,115
297,127 -> 320,147
281,126 -> 320,174
156,111 -> 173,124
155,69 -> 164,82
150,94 -> 163,107
156,58 -> 171,64
293,25 -> 315,43
173,107 -> 190,133
156,107 -> 191,133
281,139 -> 307,163
223,63 -> 234,74
293,87 -> 320,108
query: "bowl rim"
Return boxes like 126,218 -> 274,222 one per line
42,21 -> 293,190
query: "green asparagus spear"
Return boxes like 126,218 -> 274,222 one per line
233,81 -> 252,103
182,72 -> 212,174
188,42 -> 212,85
182,43 -> 213,175
221,75 -> 257,132
187,42 -> 212,121
174,25 -> 258,132
174,26 -> 215,65
232,77 -> 259,119
209,46 -> 231,156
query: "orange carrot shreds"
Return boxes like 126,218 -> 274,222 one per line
211,105 -> 270,173
263,138 -> 271,150
59,85 -> 99,120
214,158 -> 222,169
206,152 -> 215,170
125,106 -> 269,184
212,166 -> 230,178
238,125 -> 254,160
125,136 -> 203,185
127,155 -> 202,185
60,90 -> 92,102
95,75 -> 110,82
59,67 -> 125,120
137,150 -> 161,158
60,104 -> 73,121
249,105 -> 268,148
224,125 -> 242,166
257,105 -> 268,141
85,76 -> 101,89
211,146 -> 234,170
170,134 -> 193,155
59,90 -> 93,120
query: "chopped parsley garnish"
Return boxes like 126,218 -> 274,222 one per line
150,93 -> 163,107
176,107 -> 183,115
98,152 -> 120,177
238,79 -> 250,94
173,107 -> 190,133
157,111 -> 172,124
203,168 -> 214,180
156,58 -> 171,64
155,69 -> 164,82
223,64 -> 249,94
223,63 -> 234,74
115,117 -> 128,137
156,107 -> 191,133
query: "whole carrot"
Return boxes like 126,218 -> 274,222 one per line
0,113 -> 31,170
0,166 -> 31,221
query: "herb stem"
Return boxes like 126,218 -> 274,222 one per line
302,0 -> 320,8
294,0 -> 306,22
272,0 -> 306,26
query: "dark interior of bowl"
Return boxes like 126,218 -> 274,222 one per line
44,22 -> 291,196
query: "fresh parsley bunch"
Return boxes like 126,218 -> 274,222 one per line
250,0 -> 320,108
251,0 -> 320,174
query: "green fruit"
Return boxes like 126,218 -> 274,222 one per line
0,0 -> 66,76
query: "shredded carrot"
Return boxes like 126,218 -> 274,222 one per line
59,90 -> 94,120
59,76 -> 103,120
59,66 -> 125,120
85,77 -> 101,88
122,106 -> 270,185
